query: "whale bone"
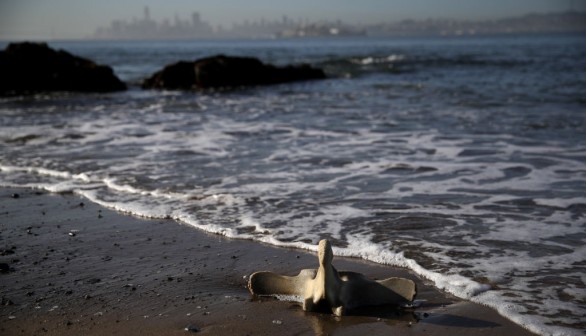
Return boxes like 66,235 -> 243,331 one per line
248,239 -> 416,316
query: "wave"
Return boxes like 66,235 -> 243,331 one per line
316,53 -> 530,78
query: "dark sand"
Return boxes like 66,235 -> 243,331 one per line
0,188 -> 536,335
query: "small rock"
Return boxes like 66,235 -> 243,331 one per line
0,249 -> 15,256
272,319 -> 283,325
8,315 -> 16,320
185,324 -> 200,333
11,193 -> 19,199
0,263 -> 10,273
1,297 -> 14,306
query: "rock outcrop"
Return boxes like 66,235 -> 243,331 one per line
0,42 -> 126,95
142,55 -> 326,90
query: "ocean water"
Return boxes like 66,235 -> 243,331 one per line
1,34 -> 585,335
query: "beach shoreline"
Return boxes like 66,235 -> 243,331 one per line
0,187 -> 536,335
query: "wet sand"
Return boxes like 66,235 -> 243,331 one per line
0,188 -> 536,335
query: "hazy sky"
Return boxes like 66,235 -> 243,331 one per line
0,0 -> 581,40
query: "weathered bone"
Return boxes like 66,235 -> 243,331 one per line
248,239 -> 416,316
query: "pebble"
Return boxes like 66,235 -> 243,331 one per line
123,284 -> 137,290
1,297 -> 14,306
0,249 -> 15,256
185,324 -> 200,333
86,278 -> 101,284
272,319 -> 283,325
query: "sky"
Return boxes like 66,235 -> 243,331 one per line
0,0 -> 582,40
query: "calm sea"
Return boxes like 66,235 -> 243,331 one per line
1,34 -> 585,335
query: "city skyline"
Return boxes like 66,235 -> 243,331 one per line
91,7 -> 586,40
1,0 -> 583,40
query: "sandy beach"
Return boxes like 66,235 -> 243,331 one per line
0,187 -> 536,335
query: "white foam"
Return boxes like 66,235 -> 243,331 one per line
534,197 -> 586,208
273,294 -> 303,303
352,54 -> 405,65
473,291 -> 583,336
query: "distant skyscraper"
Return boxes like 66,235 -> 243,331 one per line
144,6 -> 151,21
192,12 -> 201,25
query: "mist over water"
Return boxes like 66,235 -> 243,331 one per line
1,34 -> 585,335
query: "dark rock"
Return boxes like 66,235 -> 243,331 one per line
11,193 -> 20,199
1,297 -> 14,306
86,278 -> 101,284
142,54 -> 326,90
0,263 -> 9,273
0,42 -> 126,95
185,324 -> 200,332
0,249 -> 15,256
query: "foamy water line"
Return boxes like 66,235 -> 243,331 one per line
0,164 -> 583,336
